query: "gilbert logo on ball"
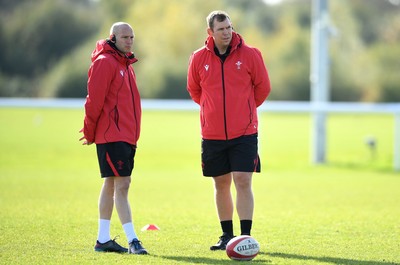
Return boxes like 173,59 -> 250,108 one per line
226,235 -> 260,261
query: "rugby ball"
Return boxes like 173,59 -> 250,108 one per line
226,235 -> 260,261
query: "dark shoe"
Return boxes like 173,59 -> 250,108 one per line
94,237 -> 128,253
129,239 -> 148,255
210,233 -> 234,250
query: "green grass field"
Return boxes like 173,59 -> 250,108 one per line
0,108 -> 399,265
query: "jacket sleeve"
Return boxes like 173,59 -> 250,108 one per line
251,48 -> 271,107
83,57 -> 113,143
187,53 -> 201,105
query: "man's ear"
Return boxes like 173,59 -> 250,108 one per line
207,28 -> 213,36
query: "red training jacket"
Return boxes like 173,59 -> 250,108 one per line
187,32 -> 271,140
83,40 -> 142,145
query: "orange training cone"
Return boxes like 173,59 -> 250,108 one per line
141,224 -> 160,231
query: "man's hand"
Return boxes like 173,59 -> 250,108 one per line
79,128 -> 93,145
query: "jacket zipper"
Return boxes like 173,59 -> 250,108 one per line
127,65 -> 139,141
220,60 -> 228,140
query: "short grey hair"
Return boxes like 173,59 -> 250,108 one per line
206,10 -> 231,30
109,22 -> 131,35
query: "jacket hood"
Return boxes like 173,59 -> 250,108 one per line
205,31 -> 243,52
91,39 -> 137,65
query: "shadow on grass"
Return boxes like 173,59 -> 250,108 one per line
156,252 -> 399,265
269,252 -> 400,265
157,252 -> 271,264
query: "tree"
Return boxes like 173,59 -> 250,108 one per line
1,0 -> 400,101
0,0 -> 100,96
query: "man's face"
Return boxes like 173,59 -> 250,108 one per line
114,25 -> 134,54
208,18 -> 233,49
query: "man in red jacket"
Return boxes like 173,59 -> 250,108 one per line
79,22 -> 147,255
187,11 -> 271,250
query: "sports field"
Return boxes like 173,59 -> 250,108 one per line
0,108 -> 399,265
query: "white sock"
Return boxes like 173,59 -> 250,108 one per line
122,222 -> 137,243
97,219 -> 111,243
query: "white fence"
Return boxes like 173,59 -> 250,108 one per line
1,98 -> 399,171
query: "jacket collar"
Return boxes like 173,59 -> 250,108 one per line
91,39 -> 138,65
205,31 -> 243,53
